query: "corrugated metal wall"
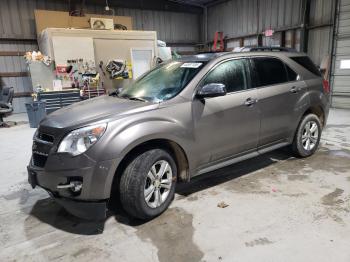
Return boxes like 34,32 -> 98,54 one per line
207,0 -> 340,108
0,0 -> 201,42
207,0 -> 335,65
332,0 -> 350,108
207,0 -> 259,39
0,0 -> 201,113
258,0 -> 303,30
207,0 -> 303,41
0,40 -> 37,113
307,0 -> 336,65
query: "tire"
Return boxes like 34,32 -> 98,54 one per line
119,148 -> 177,220
292,113 -> 322,157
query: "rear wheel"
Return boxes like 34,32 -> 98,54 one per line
292,114 -> 322,157
119,148 -> 177,220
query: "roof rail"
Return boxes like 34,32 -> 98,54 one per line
234,46 -> 296,52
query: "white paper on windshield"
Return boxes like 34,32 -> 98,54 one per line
181,63 -> 202,68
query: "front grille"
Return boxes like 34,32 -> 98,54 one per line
32,130 -> 55,168
38,132 -> 54,143
32,153 -> 48,168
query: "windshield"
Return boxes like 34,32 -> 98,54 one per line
118,61 -> 205,102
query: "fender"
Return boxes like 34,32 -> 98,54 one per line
92,116 -> 195,196
117,121 -> 193,165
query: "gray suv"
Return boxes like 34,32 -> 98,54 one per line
28,49 -> 330,220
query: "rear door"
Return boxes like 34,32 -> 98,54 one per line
192,58 -> 260,166
251,57 -> 307,147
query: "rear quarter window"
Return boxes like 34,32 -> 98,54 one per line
290,56 -> 321,77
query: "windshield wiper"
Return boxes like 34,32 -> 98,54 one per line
109,91 -> 119,97
109,87 -> 123,97
127,97 -> 148,102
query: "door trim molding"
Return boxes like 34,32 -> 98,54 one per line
194,141 -> 290,177
195,151 -> 259,176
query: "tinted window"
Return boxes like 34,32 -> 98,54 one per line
253,57 -> 288,87
290,56 -> 321,76
286,65 -> 298,81
202,59 -> 247,93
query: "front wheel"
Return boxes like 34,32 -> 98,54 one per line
292,114 -> 322,157
119,148 -> 177,220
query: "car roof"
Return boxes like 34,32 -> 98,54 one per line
177,52 -> 230,62
177,49 -> 306,63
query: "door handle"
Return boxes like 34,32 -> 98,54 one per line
290,86 -> 300,93
244,97 -> 257,106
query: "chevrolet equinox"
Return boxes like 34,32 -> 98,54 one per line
28,49 -> 330,220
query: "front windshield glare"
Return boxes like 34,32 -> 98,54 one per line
119,61 -> 204,102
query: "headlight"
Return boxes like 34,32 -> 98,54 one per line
57,123 -> 107,156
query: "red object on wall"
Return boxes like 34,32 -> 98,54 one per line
322,79 -> 330,94
212,31 -> 224,52
56,65 -> 68,74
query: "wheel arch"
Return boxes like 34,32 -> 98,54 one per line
291,104 -> 325,144
109,138 -> 190,201
302,105 -> 325,127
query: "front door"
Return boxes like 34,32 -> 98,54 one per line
192,58 -> 260,168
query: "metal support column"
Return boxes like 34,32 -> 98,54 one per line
300,0 -> 311,52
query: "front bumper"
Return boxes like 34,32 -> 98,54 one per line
28,153 -> 119,199
28,166 -> 107,220
27,153 -> 120,220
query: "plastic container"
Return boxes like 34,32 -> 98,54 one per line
25,101 -> 46,128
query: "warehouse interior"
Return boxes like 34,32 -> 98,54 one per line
2,0 -> 350,111
0,0 -> 349,261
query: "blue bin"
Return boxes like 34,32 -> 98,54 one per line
25,101 -> 46,128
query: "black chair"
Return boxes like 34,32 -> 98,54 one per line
0,87 -> 14,127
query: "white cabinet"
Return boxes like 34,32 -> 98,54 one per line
38,28 -> 158,90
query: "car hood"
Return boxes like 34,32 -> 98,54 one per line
40,95 -> 159,129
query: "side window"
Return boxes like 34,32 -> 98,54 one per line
285,64 -> 298,81
202,59 -> 247,93
290,56 -> 321,77
253,57 -> 288,87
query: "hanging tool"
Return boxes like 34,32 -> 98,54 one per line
212,31 -> 224,52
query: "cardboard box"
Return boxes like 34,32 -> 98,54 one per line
70,14 -> 132,30
90,18 -> 114,30
34,10 -> 70,34
34,10 -> 133,35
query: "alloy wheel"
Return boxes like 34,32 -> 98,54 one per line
144,160 -> 173,208
301,120 -> 319,151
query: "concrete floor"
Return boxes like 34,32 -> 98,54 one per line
0,109 -> 349,262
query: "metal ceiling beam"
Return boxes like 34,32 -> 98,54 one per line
68,0 -> 204,14
204,0 -> 231,7
167,0 -> 212,8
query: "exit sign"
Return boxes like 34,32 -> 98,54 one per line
264,29 -> 274,37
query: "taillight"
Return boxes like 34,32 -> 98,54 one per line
322,79 -> 330,94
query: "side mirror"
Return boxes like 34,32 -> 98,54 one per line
196,83 -> 227,98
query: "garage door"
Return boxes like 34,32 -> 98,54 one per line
332,0 -> 350,108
